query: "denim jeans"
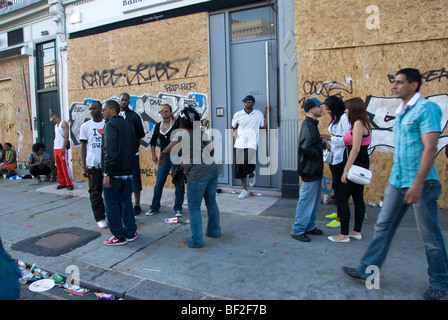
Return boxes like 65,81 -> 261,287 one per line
291,178 -> 322,235
356,180 -> 448,291
186,169 -> 221,248
103,177 -> 137,241
150,156 -> 184,213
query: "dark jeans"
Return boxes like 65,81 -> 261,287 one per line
87,167 -> 105,222
30,165 -> 51,177
103,177 -> 137,241
150,156 -> 184,213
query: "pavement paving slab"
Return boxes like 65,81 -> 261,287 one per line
1,178 -> 447,302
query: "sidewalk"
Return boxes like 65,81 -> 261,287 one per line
1,178 -> 447,300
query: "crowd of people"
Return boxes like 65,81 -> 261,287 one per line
290,68 -> 448,300
1,68 -> 447,300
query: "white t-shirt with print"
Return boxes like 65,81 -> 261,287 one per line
80,119 -> 105,167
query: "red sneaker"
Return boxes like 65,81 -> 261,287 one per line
103,236 -> 127,246
127,232 -> 139,242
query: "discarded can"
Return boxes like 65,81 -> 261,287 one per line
51,274 -> 65,285
230,190 -> 237,194
323,194 -> 329,204
39,270 -> 50,279
249,192 -> 262,196
31,267 -> 49,279
95,292 -> 116,300
165,218 -> 178,223
369,202 -> 377,208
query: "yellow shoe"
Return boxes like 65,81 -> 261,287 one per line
325,212 -> 338,219
326,219 -> 341,228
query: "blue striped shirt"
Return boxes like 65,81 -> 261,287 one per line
389,93 -> 441,188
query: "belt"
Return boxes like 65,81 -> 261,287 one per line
86,165 -> 101,169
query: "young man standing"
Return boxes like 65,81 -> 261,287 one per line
50,111 -> 74,190
102,100 -> 139,246
231,95 -> 268,199
291,98 -> 329,242
119,93 -> 145,215
80,101 -> 107,229
343,68 -> 448,300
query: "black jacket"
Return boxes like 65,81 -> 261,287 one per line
102,115 -> 139,176
122,108 -> 145,145
297,116 -> 326,182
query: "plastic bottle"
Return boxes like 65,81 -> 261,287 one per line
19,270 -> 32,284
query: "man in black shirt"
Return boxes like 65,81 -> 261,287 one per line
119,93 -> 145,215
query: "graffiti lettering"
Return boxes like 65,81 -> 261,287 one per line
69,91 -> 209,149
164,82 -> 197,92
303,77 -> 353,98
141,167 -> 157,177
81,57 -> 194,89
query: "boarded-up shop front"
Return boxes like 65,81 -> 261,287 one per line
0,51 -> 33,165
67,11 -> 210,188
295,0 -> 448,207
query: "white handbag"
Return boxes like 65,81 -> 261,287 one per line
323,150 -> 333,163
347,165 -> 372,185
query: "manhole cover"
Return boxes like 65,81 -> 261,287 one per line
35,233 -> 81,249
12,227 -> 101,256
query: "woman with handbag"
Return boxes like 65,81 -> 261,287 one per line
321,96 -> 351,228
328,97 -> 371,243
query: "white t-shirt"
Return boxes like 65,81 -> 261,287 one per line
231,109 -> 265,150
54,122 -> 68,149
80,119 -> 105,167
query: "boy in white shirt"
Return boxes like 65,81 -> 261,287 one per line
80,101 -> 107,228
231,95 -> 268,199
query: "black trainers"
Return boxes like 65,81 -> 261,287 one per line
56,185 -> 67,189
306,228 -> 323,235
291,233 -> 311,242
67,185 -> 74,191
134,205 -> 141,215
423,287 -> 448,300
342,266 -> 366,284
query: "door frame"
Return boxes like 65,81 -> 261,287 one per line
208,2 -> 280,191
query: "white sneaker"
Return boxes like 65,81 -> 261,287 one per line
97,220 -> 108,229
249,172 -> 256,187
238,189 -> 249,199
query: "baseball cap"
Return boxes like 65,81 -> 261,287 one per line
242,95 -> 255,103
303,98 -> 324,112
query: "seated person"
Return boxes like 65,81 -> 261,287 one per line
0,143 -> 17,178
27,142 -> 52,182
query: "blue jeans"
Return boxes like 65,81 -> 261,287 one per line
186,169 -> 221,248
150,156 -> 184,213
291,179 -> 322,235
356,181 -> 448,291
103,177 -> 137,241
